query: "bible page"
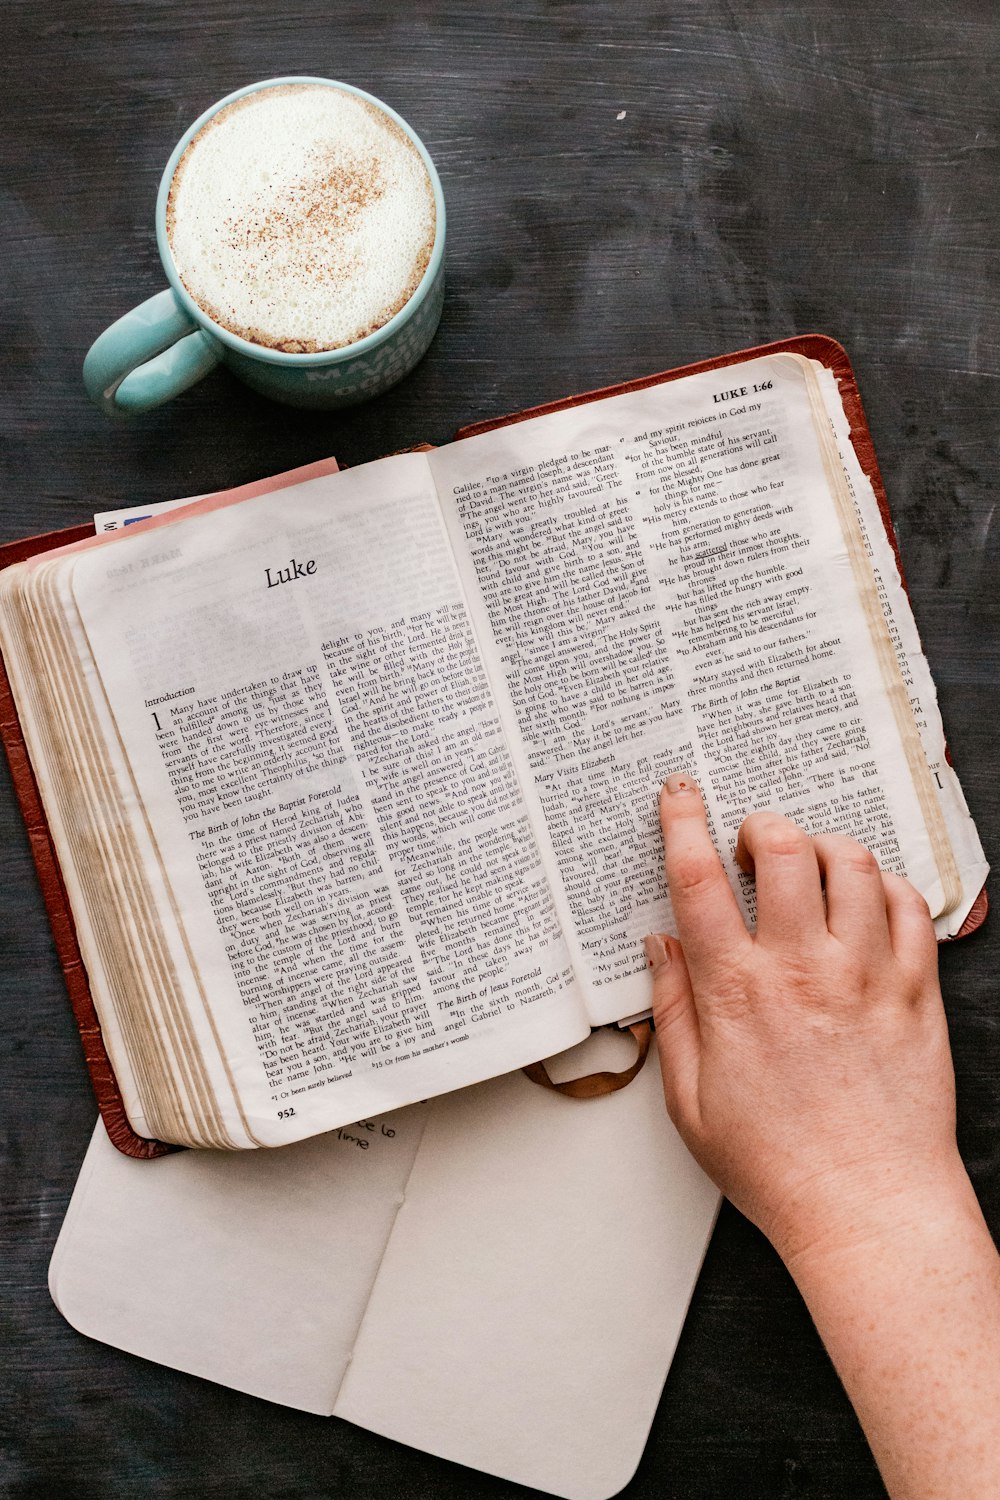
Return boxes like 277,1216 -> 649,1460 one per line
429,354 -> 976,1027
68,454 -> 588,1148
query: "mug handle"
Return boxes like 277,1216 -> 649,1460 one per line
83,289 -> 222,416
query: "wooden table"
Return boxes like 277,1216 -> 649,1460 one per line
3,3 -> 997,1495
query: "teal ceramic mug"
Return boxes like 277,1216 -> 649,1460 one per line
83,78 -> 446,415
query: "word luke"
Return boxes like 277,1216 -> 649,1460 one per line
265,558 -> 317,588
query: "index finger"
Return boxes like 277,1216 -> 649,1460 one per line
658,773 -> 751,978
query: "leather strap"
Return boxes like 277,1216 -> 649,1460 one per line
522,1021 -> 652,1098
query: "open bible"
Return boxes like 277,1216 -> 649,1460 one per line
0,339 -> 987,1152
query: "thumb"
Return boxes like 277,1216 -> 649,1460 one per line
644,933 -> 701,1133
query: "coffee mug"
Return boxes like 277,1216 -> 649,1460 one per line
83,78 -> 446,415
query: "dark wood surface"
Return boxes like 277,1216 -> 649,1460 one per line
2,3 -> 998,1496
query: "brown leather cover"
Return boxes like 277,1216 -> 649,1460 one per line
0,339 -> 985,1160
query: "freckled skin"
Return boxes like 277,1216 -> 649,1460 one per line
647,778 -> 1000,1500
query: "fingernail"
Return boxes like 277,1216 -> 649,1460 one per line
643,934 -> 671,969
663,771 -> 698,796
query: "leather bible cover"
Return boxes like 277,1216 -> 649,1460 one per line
0,336 -> 986,1160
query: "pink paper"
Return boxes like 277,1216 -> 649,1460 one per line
31,455 -> 341,568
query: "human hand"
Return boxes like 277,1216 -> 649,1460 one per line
645,773 -> 964,1268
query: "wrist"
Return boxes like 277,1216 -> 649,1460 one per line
765,1145 -> 978,1275
777,1155 -> 1000,1500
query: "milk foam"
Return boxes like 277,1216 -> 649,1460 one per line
166,84 -> 436,352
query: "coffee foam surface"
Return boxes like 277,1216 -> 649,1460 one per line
166,84 -> 436,353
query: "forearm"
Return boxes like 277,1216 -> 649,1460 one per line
649,785 -> 998,1494
782,1164 -> 1000,1500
